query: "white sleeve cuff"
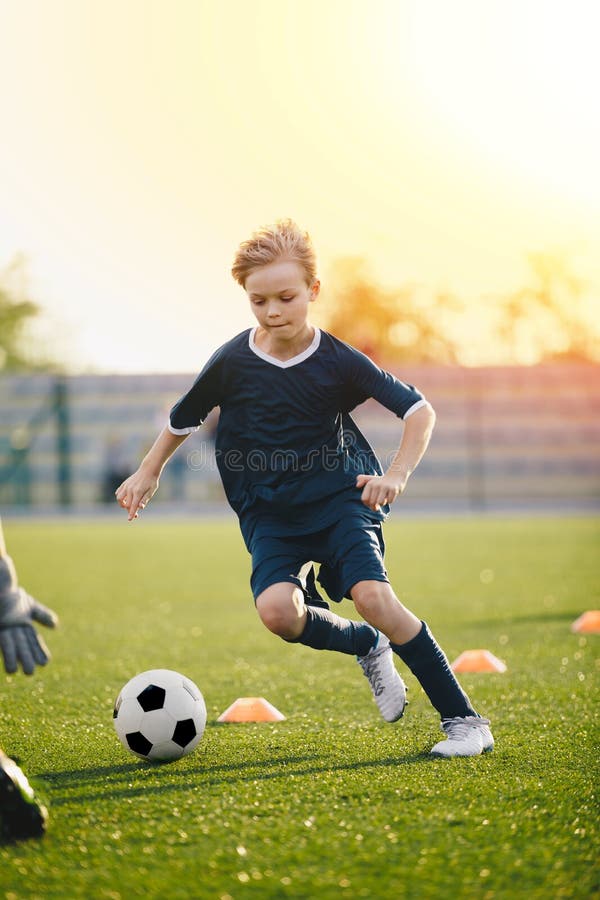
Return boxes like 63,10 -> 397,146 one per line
403,398 -> 428,419
168,421 -> 201,435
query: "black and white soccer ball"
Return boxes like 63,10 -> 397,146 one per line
113,669 -> 207,763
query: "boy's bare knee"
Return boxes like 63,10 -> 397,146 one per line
256,585 -> 306,639
351,580 -> 391,619
351,580 -> 421,643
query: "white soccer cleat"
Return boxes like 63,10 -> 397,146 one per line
357,634 -> 407,723
430,716 -> 494,758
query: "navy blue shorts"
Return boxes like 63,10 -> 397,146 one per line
250,518 -> 388,605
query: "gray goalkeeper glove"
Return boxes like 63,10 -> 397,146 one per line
0,556 -> 58,675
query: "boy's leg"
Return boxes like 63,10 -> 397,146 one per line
329,522 -> 484,727
390,620 -> 476,719
351,580 -> 477,718
391,620 -> 493,757
255,581 -> 378,656
352,581 -> 494,755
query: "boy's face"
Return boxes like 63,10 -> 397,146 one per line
245,260 -> 319,341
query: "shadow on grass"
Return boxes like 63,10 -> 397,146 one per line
42,750 -> 431,806
40,754 -> 320,784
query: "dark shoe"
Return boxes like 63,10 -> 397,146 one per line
0,748 -> 48,841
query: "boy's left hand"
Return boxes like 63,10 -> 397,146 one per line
356,473 -> 406,512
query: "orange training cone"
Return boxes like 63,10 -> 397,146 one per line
451,649 -> 507,673
571,611 -> 600,634
217,697 -> 286,723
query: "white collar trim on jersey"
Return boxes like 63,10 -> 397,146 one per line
249,326 -> 321,368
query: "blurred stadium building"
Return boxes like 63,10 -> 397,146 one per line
1,365 -> 598,513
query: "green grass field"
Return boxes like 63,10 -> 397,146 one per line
0,516 -> 598,899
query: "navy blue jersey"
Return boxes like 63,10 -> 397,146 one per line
169,328 -> 426,546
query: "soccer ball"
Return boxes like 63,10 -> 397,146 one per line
113,669 -> 207,763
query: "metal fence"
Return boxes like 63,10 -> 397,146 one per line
1,364 -> 599,510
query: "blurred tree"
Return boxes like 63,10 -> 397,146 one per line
316,257 -> 461,364
497,252 -> 600,364
0,255 -> 58,372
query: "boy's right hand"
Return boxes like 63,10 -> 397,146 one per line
115,470 -> 159,521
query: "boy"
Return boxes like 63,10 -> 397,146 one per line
0,518 -> 56,839
116,220 -> 493,758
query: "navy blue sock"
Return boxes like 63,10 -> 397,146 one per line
288,606 -> 379,656
391,621 -> 478,719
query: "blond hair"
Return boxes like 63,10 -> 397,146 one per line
231,218 -> 318,287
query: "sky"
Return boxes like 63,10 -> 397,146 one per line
0,0 -> 599,373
